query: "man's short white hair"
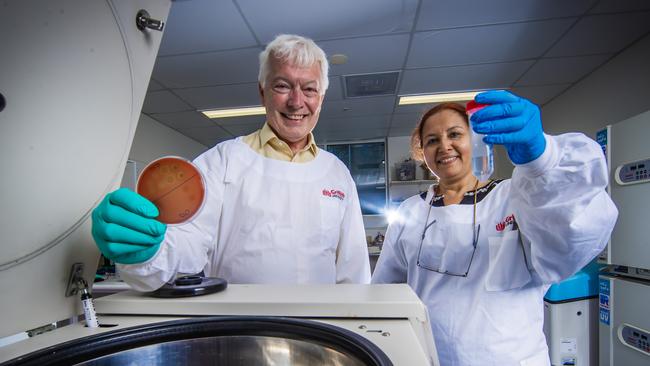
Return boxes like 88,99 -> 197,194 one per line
258,34 -> 329,95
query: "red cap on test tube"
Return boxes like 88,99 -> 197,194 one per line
466,100 -> 489,116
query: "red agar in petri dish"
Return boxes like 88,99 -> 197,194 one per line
136,156 -> 206,225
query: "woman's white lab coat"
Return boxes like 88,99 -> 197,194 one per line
372,133 -> 618,366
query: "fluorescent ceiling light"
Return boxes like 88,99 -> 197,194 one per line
201,106 -> 266,119
398,91 -> 481,105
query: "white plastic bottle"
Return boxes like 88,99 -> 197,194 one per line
466,101 -> 493,181
80,287 -> 99,327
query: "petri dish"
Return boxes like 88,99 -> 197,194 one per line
136,156 -> 206,225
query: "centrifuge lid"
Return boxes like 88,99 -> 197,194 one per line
0,0 -> 170,338
96,284 -> 429,319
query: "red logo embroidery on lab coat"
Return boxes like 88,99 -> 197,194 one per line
496,214 -> 516,232
322,189 -> 346,200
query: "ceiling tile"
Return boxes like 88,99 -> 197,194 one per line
142,90 -> 192,114
416,0 -> 595,30
178,126 -> 234,143
319,35 -> 410,76
148,111 -> 216,130
128,0 -> 644,147
236,0 -> 418,42
408,19 -> 573,68
153,48 -> 261,88
510,84 -> 571,106
589,0 -> 650,13
546,12 -> 650,57
325,76 -> 344,101
174,79 -> 344,111
174,82 -> 261,110
400,61 -> 534,95
390,113 -> 423,130
515,54 -> 612,86
147,79 -> 165,91
316,115 -> 391,131
158,0 -> 257,56
321,96 -> 396,118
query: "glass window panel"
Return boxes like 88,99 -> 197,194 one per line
327,141 -> 386,215
327,144 -> 350,167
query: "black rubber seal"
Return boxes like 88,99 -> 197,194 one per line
1,316 -> 393,366
149,277 -> 227,298
543,294 -> 597,304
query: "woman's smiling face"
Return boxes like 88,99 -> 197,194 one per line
421,109 -> 473,183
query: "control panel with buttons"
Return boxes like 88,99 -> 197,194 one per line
615,158 -> 650,185
619,324 -> 650,356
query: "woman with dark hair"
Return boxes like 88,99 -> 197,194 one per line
372,90 -> 617,365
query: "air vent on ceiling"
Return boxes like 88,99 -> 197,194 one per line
343,71 -> 399,98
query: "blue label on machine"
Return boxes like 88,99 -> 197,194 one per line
599,293 -> 610,308
599,278 -> 610,296
599,278 -> 610,325
599,308 -> 610,325
596,128 -> 607,159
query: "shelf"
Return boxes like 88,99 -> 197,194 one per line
389,179 -> 436,185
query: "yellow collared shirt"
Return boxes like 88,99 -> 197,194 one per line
242,122 -> 319,162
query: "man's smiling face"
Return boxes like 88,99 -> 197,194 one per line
259,55 -> 324,152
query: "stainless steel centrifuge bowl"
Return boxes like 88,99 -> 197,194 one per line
4,317 -> 392,366
78,334 -> 366,365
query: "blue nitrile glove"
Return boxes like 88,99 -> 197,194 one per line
91,188 -> 166,264
471,90 -> 546,164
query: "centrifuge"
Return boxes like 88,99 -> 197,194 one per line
1,284 -> 438,365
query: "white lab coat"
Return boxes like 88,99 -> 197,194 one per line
119,138 -> 371,290
372,133 -> 618,366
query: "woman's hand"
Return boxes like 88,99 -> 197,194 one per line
470,90 -> 546,164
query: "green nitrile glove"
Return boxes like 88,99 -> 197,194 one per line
91,188 -> 167,264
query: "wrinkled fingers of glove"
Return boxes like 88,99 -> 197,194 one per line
470,90 -> 546,164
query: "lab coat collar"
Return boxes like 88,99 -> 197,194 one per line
260,122 -> 319,157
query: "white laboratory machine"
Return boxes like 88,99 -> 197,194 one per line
0,1 -> 439,365
544,261 -> 601,366
597,111 -> 650,366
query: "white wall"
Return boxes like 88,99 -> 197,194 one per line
386,135 -> 435,201
543,34 -> 650,137
120,114 -> 209,189
495,34 -> 650,178
387,135 -> 437,181
387,135 -> 412,181
129,114 -> 208,165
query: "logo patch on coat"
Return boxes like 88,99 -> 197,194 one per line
496,214 -> 518,232
322,189 -> 345,200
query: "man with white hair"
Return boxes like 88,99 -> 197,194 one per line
91,34 -> 371,290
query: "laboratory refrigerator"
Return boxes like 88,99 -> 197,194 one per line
597,110 -> 650,366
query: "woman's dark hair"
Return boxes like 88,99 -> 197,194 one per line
410,102 -> 468,162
